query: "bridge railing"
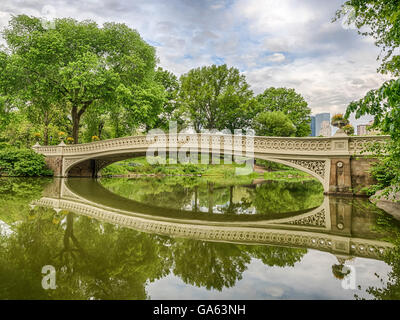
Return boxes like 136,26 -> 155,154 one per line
32,133 -> 390,157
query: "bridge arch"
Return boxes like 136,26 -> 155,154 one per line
62,148 -> 329,191
32,133 -> 389,195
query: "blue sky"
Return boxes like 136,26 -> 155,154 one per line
0,0 -> 390,123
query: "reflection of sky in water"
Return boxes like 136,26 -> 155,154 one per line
147,249 -> 391,300
0,219 -> 13,237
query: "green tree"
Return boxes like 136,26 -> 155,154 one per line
150,67 -> 182,130
334,2 -> 400,191
254,111 -> 296,137
179,64 -> 257,132
0,15 -> 160,144
256,87 -> 311,137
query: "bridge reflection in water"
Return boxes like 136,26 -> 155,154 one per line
32,178 -> 393,262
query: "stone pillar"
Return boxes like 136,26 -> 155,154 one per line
329,158 -> 352,194
33,142 -> 65,177
44,156 -> 64,177
350,157 -> 377,195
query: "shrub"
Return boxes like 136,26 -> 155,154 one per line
0,149 -> 53,177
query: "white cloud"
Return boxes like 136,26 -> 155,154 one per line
262,53 -> 286,63
0,0 -> 390,118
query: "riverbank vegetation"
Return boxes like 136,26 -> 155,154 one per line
336,1 -> 400,198
99,156 -> 314,183
0,146 -> 52,177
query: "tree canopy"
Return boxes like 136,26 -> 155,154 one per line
256,87 -> 311,137
0,15 -> 162,143
335,1 -> 400,191
179,64 -> 257,132
254,111 -> 296,137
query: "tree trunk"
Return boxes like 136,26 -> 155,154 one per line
98,121 -> 104,140
43,111 -> 50,145
44,125 -> 49,145
72,106 -> 80,144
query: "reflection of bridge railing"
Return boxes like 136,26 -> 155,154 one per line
33,134 -> 389,157
32,179 -> 393,261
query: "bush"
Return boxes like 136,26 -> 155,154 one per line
0,149 -> 53,177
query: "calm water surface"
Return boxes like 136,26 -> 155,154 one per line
0,176 -> 399,300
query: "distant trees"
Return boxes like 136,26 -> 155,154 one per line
254,111 -> 296,137
255,87 -> 311,137
179,64 -> 257,132
0,15 -> 313,148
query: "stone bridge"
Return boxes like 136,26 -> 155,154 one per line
33,133 -> 389,195
32,178 -> 393,261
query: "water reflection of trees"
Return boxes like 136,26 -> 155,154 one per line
355,212 -> 400,300
0,204 -> 307,299
100,177 -> 324,216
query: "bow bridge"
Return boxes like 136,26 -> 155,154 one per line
32,178 -> 393,261
33,133 -> 389,195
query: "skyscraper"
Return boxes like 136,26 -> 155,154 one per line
310,116 -> 316,137
315,113 -> 331,136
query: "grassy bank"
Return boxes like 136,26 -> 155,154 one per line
100,156 -> 315,183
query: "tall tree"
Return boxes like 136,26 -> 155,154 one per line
254,111 -> 296,137
150,67 -> 182,131
256,87 -> 311,137
334,1 -> 400,190
179,64 -> 257,132
0,15 -> 159,143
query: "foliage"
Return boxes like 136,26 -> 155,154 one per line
254,111 -> 296,137
345,79 -> 400,191
0,15 -> 160,144
335,2 -> 400,194
263,169 -> 314,182
343,124 -> 355,135
179,64 -> 257,132
331,113 -> 345,122
0,148 -> 53,176
256,87 -> 311,137
151,67 -> 182,130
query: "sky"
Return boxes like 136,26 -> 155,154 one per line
147,250 -> 391,300
0,0 -> 390,126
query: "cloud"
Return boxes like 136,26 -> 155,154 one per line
262,53 -> 286,63
0,0 -> 390,117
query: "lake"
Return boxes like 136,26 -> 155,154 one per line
0,176 -> 399,300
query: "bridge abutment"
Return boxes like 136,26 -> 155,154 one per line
44,156 -> 63,177
328,157 -> 377,196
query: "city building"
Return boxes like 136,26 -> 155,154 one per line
320,120 -> 332,137
310,116 -> 316,136
357,120 -> 381,135
310,113 -> 331,137
357,124 -> 368,136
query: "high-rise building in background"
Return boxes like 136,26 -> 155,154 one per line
357,120 -> 381,136
310,116 -> 316,136
320,120 -> 331,137
357,124 -> 368,136
310,113 -> 331,137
